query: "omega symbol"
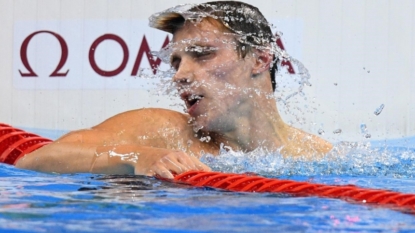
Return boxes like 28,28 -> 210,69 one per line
19,30 -> 69,77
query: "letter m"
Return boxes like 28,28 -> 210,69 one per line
131,35 -> 170,75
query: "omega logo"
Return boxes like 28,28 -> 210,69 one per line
19,30 -> 69,77
18,30 -> 170,78
18,30 -> 294,79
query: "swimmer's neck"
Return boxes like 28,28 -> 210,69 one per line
208,99 -> 289,152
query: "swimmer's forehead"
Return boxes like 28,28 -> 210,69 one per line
159,34 -> 236,65
171,20 -> 232,43
169,32 -> 236,59
169,39 -> 233,51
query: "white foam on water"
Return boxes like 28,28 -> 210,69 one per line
200,142 -> 415,178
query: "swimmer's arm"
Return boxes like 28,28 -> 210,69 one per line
15,129 -> 210,178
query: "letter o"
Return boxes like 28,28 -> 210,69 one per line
89,34 -> 129,77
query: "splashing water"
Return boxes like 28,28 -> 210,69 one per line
374,104 -> 385,116
147,3 -> 315,121
200,142 -> 415,178
142,3 -> 411,180
360,123 -> 371,139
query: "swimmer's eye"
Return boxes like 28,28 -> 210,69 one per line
169,46 -> 218,70
188,46 -> 218,59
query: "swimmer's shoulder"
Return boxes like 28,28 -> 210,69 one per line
95,108 -> 190,131
95,108 -> 210,152
283,127 -> 333,158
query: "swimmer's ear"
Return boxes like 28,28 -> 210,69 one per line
251,50 -> 272,77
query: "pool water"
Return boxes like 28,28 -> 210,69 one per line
2,141 -> 415,232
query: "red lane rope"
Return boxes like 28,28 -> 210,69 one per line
1,123 -> 415,213
0,124 -> 52,165
174,171 -> 415,213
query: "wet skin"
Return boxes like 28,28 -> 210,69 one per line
170,21 -> 255,134
16,19 -> 332,179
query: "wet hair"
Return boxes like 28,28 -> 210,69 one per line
150,1 -> 277,92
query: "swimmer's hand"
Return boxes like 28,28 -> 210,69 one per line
133,148 -> 211,179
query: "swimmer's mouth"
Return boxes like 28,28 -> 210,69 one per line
181,93 -> 204,109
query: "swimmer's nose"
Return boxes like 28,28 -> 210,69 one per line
172,60 -> 194,84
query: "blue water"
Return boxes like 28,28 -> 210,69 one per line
2,138 -> 415,232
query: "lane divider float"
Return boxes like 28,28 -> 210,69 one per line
0,124 -> 52,165
1,123 -> 415,213
174,171 -> 415,213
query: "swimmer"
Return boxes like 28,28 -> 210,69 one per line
15,1 -> 332,178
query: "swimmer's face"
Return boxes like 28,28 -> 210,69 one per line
170,19 -> 258,133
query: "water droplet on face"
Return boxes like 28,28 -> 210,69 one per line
318,129 -> 325,135
374,104 -> 384,115
333,129 -> 342,134
187,117 -> 194,124
193,125 -> 204,133
151,4 -> 318,136
199,136 -> 211,143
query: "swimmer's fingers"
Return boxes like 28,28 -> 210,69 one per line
161,154 -> 191,174
152,152 -> 192,178
187,155 -> 211,172
137,150 -> 210,178
151,162 -> 175,179
172,151 -> 211,172
176,153 -> 200,170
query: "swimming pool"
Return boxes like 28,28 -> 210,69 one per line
2,137 -> 415,232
